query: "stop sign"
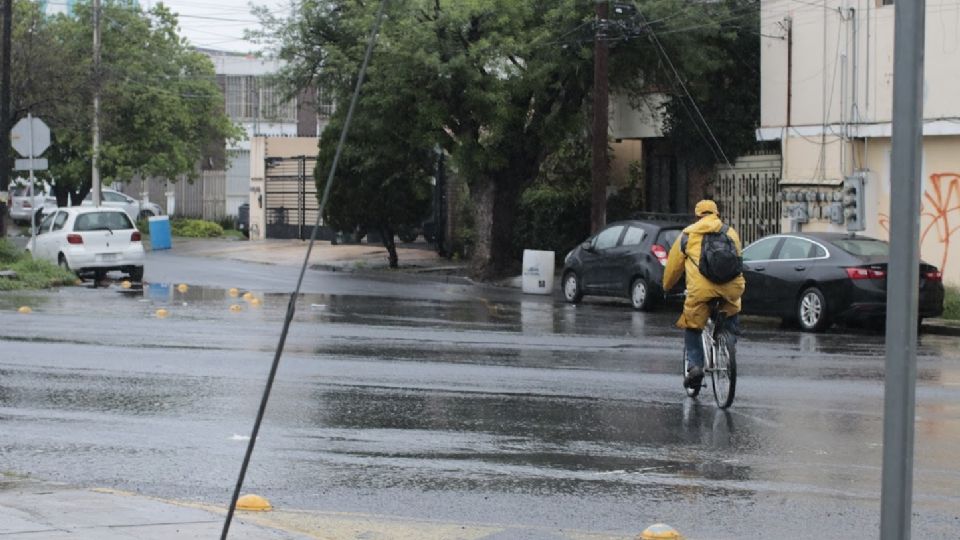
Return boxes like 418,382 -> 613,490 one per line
11,116 -> 51,158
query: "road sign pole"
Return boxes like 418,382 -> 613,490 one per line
881,0 -> 925,537
29,113 -> 36,249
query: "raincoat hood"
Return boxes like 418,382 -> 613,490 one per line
683,213 -> 724,236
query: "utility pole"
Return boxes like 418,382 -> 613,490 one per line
91,0 -> 102,206
0,0 -> 13,236
590,0 -> 609,234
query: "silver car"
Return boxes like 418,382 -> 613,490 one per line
29,207 -> 146,281
81,188 -> 163,221
9,184 -> 47,225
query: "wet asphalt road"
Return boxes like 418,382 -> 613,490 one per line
1,252 -> 959,539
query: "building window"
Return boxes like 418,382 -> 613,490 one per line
316,87 -> 335,118
224,75 -> 297,122
878,0 -> 893,6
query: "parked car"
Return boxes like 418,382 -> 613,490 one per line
28,207 -> 145,281
561,219 -> 686,310
9,183 -> 48,225
81,189 -> 163,221
740,232 -> 944,332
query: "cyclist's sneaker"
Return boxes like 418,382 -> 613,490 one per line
684,366 -> 704,389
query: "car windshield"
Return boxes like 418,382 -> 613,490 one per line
831,238 -> 888,257
74,211 -> 134,231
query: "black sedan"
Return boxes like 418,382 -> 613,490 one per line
561,220 -> 685,310
740,232 -> 945,332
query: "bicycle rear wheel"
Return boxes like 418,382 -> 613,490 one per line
710,331 -> 736,409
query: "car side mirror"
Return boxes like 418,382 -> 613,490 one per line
581,240 -> 593,251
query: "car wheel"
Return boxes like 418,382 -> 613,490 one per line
562,271 -> 583,304
58,254 -> 76,276
797,286 -> 830,332
129,266 -> 144,282
630,277 -> 654,311
398,229 -> 418,243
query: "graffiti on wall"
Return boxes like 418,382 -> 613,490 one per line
878,172 -> 960,275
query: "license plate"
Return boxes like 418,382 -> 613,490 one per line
98,253 -> 119,262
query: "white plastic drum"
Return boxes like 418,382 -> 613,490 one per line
521,249 -> 555,295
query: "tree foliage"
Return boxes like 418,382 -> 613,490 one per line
9,0 -> 241,205
257,0 -> 759,278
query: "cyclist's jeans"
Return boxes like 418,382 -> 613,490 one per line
685,315 -> 740,370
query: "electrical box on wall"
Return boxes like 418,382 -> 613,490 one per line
842,174 -> 866,232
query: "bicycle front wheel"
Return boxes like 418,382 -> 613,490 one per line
710,331 -> 736,409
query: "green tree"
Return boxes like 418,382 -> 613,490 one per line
258,0 -> 753,279
12,0 -> 241,206
317,106 -> 434,268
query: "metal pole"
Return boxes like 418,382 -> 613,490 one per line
881,0 -> 925,537
590,0 -> 609,234
0,0 -> 12,237
29,114 -> 36,250
92,0 -> 101,206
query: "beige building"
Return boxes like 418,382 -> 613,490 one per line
759,0 -> 960,285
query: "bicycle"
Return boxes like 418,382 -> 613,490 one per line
683,299 -> 737,409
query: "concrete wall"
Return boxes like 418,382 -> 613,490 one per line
761,0 -> 960,130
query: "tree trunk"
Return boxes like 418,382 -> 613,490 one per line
53,183 -> 91,208
379,224 -> 398,268
470,176 -> 523,280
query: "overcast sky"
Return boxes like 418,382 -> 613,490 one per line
144,0 -> 293,53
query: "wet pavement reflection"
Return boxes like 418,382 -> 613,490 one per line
2,269 -> 960,538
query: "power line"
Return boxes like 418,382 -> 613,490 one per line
637,9 -> 734,169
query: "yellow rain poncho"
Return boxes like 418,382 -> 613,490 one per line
662,201 -> 746,329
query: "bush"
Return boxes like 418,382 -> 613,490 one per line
512,183 -> 590,264
944,287 -> 960,320
0,240 -> 77,291
171,219 -> 224,238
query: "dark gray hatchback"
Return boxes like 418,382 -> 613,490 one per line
561,219 -> 685,311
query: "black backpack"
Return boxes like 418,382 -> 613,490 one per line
681,225 -> 743,284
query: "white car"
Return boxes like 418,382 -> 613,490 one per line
29,207 -> 145,281
81,189 -> 163,221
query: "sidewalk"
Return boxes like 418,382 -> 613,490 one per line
165,237 -> 469,276
0,477 -> 626,540
0,477 -> 310,539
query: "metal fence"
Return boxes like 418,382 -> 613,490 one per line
714,156 -> 782,246
264,156 -> 326,240
115,170 -> 226,222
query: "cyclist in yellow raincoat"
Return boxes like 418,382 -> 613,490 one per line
662,200 -> 745,388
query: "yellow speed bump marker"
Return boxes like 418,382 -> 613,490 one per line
235,494 -> 272,512
228,287 -> 240,297
229,304 -> 243,313
17,306 -> 32,314
250,297 -> 262,307
177,283 -> 189,293
155,308 -> 169,319
121,280 -> 132,289
242,291 -> 254,301
639,524 -> 683,540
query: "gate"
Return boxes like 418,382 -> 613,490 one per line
713,153 -> 782,246
264,156 -> 322,240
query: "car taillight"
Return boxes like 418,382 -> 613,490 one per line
651,244 -> 669,266
67,234 -> 83,245
846,267 -> 885,280
924,270 -> 942,282
131,231 -> 141,242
